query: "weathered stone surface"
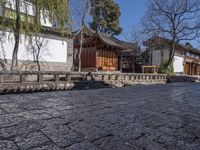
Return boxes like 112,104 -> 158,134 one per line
0,82 -> 200,149
0,121 -> 41,139
65,141 -> 101,150
14,131 -> 51,149
41,123 -> 82,148
0,140 -> 18,150
30,144 -> 60,150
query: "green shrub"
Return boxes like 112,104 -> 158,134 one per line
159,61 -> 174,76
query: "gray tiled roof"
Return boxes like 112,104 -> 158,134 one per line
144,36 -> 200,55
74,25 -> 137,50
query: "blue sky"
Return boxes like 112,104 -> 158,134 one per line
116,0 -> 147,40
115,0 -> 200,48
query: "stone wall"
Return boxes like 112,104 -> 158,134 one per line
168,75 -> 199,83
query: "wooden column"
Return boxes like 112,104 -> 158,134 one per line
132,56 -> 135,73
190,63 -> 192,75
120,54 -> 123,72
95,36 -> 98,71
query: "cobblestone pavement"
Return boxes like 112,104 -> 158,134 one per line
0,83 -> 200,150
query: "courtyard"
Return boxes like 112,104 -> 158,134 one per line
0,83 -> 200,150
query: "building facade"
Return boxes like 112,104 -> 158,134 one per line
0,0 -> 73,71
74,26 -> 139,72
144,36 -> 200,75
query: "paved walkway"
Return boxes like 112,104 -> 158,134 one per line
0,83 -> 200,150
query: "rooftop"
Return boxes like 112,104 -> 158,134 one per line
144,36 -> 200,55
74,25 -> 137,50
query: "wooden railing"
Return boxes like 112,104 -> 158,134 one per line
142,66 -> 159,74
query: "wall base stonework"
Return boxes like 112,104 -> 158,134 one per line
0,82 -> 73,94
168,75 -> 199,83
0,60 -> 73,72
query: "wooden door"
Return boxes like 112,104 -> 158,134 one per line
184,64 -> 190,75
98,50 -> 117,71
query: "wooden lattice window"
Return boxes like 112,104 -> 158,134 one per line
99,50 -> 116,68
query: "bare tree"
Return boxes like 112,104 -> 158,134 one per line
142,0 -> 200,66
71,0 -> 90,72
124,23 -> 148,70
124,23 -> 145,52
26,35 -> 47,71
10,0 -> 21,71
0,31 -> 7,70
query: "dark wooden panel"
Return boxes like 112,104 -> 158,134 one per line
81,47 -> 96,69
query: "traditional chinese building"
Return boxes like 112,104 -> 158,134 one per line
144,36 -> 200,75
74,25 -> 140,72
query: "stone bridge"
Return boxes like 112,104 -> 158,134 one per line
0,71 -> 167,94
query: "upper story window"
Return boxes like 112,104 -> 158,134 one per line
0,0 -> 35,22
2,0 -> 35,15
0,0 -> 53,27
186,51 -> 200,59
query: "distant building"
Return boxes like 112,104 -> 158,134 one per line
144,36 -> 200,75
74,25 -> 141,72
0,0 -> 73,71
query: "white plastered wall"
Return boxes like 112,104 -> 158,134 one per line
0,31 -> 68,63
173,55 -> 184,73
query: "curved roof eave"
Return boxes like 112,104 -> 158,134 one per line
96,33 -> 125,49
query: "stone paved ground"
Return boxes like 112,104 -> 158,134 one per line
0,83 -> 200,150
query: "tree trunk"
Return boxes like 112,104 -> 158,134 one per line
35,0 -> 40,27
167,38 -> 176,67
166,38 -> 176,75
78,26 -> 84,72
132,56 -> 135,73
36,38 -> 41,72
10,0 -> 20,71
36,59 -> 41,72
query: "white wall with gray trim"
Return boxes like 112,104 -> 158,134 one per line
0,31 -> 73,71
151,49 -> 184,74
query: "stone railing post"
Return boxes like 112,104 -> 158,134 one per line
156,75 -> 159,81
115,75 -> 118,80
66,73 -> 71,81
37,72 -> 43,83
146,75 -> 149,80
157,75 -> 160,81
20,74 -> 26,83
125,75 -> 129,81
0,74 -> 3,83
131,75 -> 133,81
159,75 -> 162,80
108,75 -> 111,80
102,75 -> 105,81
161,75 -> 163,80
132,75 -> 135,81
54,74 -> 59,82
